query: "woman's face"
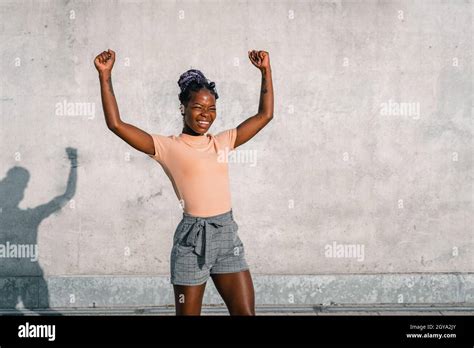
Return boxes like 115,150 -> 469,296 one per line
183,89 -> 216,135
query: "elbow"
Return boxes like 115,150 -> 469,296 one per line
107,121 -> 122,132
260,113 -> 273,120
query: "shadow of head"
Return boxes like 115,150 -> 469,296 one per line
0,166 -> 30,209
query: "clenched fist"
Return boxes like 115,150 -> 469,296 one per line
248,50 -> 270,72
94,49 -> 115,73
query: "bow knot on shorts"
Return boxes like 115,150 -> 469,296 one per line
170,209 -> 249,285
183,218 -> 223,266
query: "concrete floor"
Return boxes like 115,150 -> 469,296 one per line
2,304 -> 473,316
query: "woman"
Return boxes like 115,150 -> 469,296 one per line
94,49 -> 274,315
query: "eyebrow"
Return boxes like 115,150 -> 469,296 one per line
193,103 -> 215,107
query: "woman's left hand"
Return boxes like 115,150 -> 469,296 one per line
248,50 -> 271,72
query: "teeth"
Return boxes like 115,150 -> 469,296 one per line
198,121 -> 209,124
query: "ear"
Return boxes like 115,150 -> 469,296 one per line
180,104 -> 185,116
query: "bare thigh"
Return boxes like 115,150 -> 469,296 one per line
211,270 -> 255,315
173,282 -> 207,316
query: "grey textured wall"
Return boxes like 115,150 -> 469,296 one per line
0,0 -> 472,309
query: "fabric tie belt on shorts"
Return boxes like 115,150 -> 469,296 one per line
181,212 -> 233,268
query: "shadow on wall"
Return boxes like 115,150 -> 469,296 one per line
0,147 -> 77,314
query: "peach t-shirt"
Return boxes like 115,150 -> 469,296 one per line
148,128 -> 237,217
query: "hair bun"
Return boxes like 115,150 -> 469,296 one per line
178,69 -> 208,92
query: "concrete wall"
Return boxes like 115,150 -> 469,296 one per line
0,0 -> 472,309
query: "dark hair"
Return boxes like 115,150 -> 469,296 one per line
177,69 -> 219,107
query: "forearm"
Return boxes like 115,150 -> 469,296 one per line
50,163 -> 77,210
63,165 -> 77,200
257,67 -> 274,118
98,70 -> 122,129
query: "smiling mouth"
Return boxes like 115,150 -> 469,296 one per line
197,120 -> 210,128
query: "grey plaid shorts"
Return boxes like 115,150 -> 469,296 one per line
170,209 -> 249,285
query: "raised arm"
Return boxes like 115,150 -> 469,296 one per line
94,49 -> 155,156
234,50 -> 274,148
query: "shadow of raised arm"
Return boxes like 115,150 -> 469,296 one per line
32,147 -> 78,219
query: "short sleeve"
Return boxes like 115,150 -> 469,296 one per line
214,128 -> 237,151
148,133 -> 171,163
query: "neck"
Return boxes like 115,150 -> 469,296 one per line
182,124 -> 204,136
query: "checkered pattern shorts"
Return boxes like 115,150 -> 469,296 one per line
170,209 -> 249,285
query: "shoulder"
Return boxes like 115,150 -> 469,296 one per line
213,128 -> 237,150
148,133 -> 179,162
149,133 -> 176,141
214,128 -> 236,139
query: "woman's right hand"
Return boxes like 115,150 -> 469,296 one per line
94,49 -> 115,73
